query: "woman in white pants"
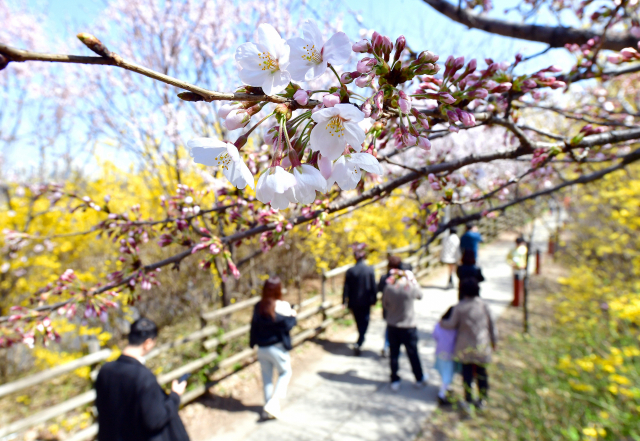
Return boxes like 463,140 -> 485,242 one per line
440,227 -> 461,289
249,277 -> 297,419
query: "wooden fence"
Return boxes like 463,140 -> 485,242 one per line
0,209 -> 525,441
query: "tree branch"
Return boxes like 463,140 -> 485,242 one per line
421,0 -> 639,51
0,43 -> 319,107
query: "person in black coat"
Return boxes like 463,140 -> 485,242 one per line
95,318 -> 189,441
343,247 -> 377,355
249,276 -> 297,420
456,249 -> 485,300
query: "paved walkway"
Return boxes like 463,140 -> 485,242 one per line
206,215 -> 561,441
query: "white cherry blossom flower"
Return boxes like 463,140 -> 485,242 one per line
326,153 -> 383,191
287,20 -> 351,82
310,104 -> 366,161
289,164 -> 327,204
235,24 -> 290,96
188,137 -> 255,190
256,166 -> 297,210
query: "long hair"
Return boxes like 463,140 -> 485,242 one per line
461,248 -> 476,266
259,276 -> 283,320
459,277 -> 480,299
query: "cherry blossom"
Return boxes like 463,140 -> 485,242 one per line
327,153 -> 383,191
287,20 -> 351,82
235,24 -> 290,95
289,164 -> 327,204
310,104 -> 366,161
256,166 -> 297,210
188,137 -> 255,189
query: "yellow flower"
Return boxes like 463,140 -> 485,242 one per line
582,427 -> 598,437
609,374 -> 630,385
608,384 -> 619,394
599,411 -> 609,419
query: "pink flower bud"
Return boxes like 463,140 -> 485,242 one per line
352,39 -> 371,53
402,132 -> 417,147
547,65 -> 562,73
445,55 -> 455,68
417,136 -> 431,150
522,79 -> 537,89
467,58 -> 477,73
225,109 -> 251,130
323,93 -> 341,108
454,56 -> 465,70
483,79 -> 498,90
293,89 -> 309,106
490,82 -> 512,93
621,47 -> 638,59
469,88 -> 488,99
439,93 -> 456,104
608,54 -> 623,64
340,72 -> 355,84
457,109 -> 475,127
374,90 -> 384,109
398,91 -> 411,113
381,36 -> 393,55
357,57 -> 377,73
355,73 -> 374,87
217,102 -> 240,119
446,109 -> 459,123
361,101 -> 372,118
550,81 -> 566,89
393,35 -> 406,62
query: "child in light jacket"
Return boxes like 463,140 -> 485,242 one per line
433,306 -> 457,405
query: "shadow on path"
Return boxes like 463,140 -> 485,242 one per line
317,369 -> 385,388
311,337 -> 380,360
196,394 -> 263,416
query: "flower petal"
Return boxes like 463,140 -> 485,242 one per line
334,103 -> 365,122
267,166 -> 297,193
343,121 -> 366,152
270,192 -> 291,210
318,155 -> 333,180
332,156 -> 361,191
311,106 -> 340,123
235,42 -> 266,70
189,146 -> 227,167
306,61 -> 328,81
301,20 -> 324,48
262,70 -> 291,96
310,121 -> 346,161
222,160 -> 251,189
239,67 -> 270,88
296,164 -> 327,191
257,24 -> 284,58
256,171 -> 274,203
323,32 -> 352,65
347,153 -> 383,175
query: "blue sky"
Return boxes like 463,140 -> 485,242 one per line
7,0 -> 577,172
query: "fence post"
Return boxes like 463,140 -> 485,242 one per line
535,249 -> 541,275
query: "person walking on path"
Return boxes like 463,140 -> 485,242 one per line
440,227 -> 461,289
95,318 -> 190,441
459,223 -> 483,261
249,276 -> 297,420
507,236 -> 528,307
456,249 -> 485,300
378,255 -> 403,358
343,243 -> 377,356
433,306 -> 458,406
440,278 -> 496,410
382,268 -> 427,391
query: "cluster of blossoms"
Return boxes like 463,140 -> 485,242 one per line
607,42 -> 640,64
385,268 -> 418,287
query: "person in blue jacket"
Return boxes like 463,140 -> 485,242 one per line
459,223 -> 484,261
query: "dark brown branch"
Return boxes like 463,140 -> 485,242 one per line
421,0 -> 639,51
0,43 -> 319,107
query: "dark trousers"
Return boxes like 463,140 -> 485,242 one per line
462,363 -> 489,402
351,306 -> 370,347
387,325 -> 424,382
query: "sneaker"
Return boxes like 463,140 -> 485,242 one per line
414,378 -> 428,388
474,399 -> 487,410
354,345 -> 362,356
437,396 -> 452,407
263,400 -> 281,419
390,381 -> 401,392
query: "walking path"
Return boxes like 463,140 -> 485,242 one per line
202,215 -> 561,441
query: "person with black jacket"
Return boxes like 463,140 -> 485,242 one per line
456,249 -> 485,300
343,246 -> 377,355
249,276 -> 297,420
95,318 -> 190,441
378,255 -> 408,358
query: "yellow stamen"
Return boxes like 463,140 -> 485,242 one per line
301,44 -> 322,64
215,152 -> 233,171
258,52 -> 279,72
326,116 -> 345,138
